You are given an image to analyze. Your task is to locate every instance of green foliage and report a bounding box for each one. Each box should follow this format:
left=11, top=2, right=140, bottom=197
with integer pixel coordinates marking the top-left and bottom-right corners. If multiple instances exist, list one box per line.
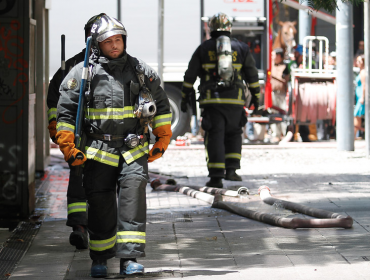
left=281, top=0, right=364, bottom=13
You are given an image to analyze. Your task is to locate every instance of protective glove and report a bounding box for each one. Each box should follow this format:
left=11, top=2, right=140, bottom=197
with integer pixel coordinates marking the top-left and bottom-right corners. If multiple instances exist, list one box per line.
left=48, top=120, right=58, bottom=144
left=148, top=124, right=172, bottom=163
left=180, top=86, right=194, bottom=113
left=249, top=96, right=260, bottom=115
left=56, top=130, right=87, bottom=166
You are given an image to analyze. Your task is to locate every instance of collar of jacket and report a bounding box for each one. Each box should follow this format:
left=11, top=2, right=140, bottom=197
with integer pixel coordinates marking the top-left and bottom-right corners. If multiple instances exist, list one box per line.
left=95, top=52, right=128, bottom=72
left=210, top=31, right=231, bottom=38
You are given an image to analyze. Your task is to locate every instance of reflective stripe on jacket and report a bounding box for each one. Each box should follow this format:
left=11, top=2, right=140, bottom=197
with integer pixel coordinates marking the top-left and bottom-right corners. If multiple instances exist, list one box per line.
left=57, top=52, right=171, bottom=166
left=182, top=36, right=260, bottom=108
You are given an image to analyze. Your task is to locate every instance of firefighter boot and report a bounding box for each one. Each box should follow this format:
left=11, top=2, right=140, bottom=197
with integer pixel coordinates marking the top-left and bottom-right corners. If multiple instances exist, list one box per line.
left=205, top=177, right=223, bottom=188
left=225, top=169, right=242, bottom=181
left=69, top=225, right=88, bottom=249
left=120, top=258, right=144, bottom=275
left=91, top=259, right=108, bottom=278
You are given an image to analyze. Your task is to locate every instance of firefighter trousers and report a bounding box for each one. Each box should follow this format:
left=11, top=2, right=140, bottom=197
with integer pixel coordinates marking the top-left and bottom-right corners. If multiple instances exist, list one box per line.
left=66, top=165, right=87, bottom=227
left=202, top=107, right=244, bottom=178
left=83, top=154, right=148, bottom=261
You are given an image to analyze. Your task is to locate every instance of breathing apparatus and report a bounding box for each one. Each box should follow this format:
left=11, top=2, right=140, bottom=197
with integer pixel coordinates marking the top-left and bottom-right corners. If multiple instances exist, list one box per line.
left=216, top=35, right=234, bottom=86
left=133, top=64, right=157, bottom=146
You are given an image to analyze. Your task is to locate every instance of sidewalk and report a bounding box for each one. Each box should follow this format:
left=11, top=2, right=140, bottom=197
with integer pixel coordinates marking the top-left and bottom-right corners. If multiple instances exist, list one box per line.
left=5, top=141, right=370, bottom=279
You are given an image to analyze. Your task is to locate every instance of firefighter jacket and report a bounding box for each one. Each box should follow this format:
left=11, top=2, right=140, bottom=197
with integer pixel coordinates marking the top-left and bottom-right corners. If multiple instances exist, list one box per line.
left=181, top=34, right=260, bottom=108
left=47, top=49, right=86, bottom=124
left=56, top=52, right=172, bottom=167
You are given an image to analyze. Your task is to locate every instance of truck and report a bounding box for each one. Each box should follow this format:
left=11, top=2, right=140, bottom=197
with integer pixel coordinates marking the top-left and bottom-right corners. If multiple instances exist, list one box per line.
left=49, top=0, right=273, bottom=139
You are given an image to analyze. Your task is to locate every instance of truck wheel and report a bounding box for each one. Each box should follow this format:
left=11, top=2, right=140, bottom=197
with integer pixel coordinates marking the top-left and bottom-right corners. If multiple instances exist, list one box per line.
left=165, top=84, right=191, bottom=140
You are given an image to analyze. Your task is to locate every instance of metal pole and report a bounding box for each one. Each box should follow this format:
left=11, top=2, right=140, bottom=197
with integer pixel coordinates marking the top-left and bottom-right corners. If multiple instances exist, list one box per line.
left=364, top=1, right=370, bottom=156
left=200, top=0, right=204, bottom=42
left=298, top=1, right=311, bottom=44
left=117, top=0, right=121, bottom=21
left=336, top=1, right=354, bottom=151
left=158, top=0, right=164, bottom=89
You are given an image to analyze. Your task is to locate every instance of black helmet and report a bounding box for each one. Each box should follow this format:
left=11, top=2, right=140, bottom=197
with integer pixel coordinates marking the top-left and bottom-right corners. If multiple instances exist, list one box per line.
left=84, top=13, right=105, bottom=42
left=90, top=14, right=127, bottom=55
left=209, top=13, right=232, bottom=33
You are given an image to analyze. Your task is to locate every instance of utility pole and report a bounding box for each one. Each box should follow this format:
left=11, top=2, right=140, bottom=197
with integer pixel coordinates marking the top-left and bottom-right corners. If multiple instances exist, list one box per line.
left=117, top=0, right=121, bottom=21
left=336, top=1, right=354, bottom=151
left=299, top=1, right=312, bottom=44
left=158, top=0, right=164, bottom=89
left=365, top=1, right=370, bottom=156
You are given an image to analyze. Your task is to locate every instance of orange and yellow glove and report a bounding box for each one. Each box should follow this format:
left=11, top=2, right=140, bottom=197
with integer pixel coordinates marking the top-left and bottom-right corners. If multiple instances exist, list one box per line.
left=48, top=120, right=58, bottom=144
left=148, top=124, right=172, bottom=163
left=56, top=130, right=87, bottom=166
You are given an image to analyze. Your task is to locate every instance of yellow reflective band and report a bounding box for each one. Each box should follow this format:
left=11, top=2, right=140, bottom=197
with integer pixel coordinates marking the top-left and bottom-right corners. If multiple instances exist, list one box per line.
left=122, top=142, right=149, bottom=164
left=116, top=239, right=146, bottom=244
left=47, top=108, right=57, bottom=121
left=183, top=82, right=193, bottom=88
left=202, top=63, right=216, bottom=69
left=181, top=92, right=187, bottom=98
left=56, top=122, right=75, bottom=133
left=225, top=153, right=241, bottom=160
left=86, top=107, right=135, bottom=120
left=238, top=88, right=243, bottom=100
left=90, top=235, right=116, bottom=252
left=207, top=162, right=225, bottom=169
left=199, top=98, right=245, bottom=106
left=117, top=231, right=146, bottom=236
left=232, top=63, right=242, bottom=70
left=152, top=113, right=172, bottom=129
left=67, top=202, right=87, bottom=215
left=249, top=81, right=260, bottom=88
left=205, top=75, right=211, bottom=99
left=255, top=92, right=261, bottom=98
left=116, top=231, right=146, bottom=244
left=85, top=147, right=120, bottom=167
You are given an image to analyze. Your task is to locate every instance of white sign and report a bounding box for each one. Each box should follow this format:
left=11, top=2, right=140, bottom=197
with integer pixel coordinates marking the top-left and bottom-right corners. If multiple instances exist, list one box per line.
left=204, top=0, right=265, bottom=18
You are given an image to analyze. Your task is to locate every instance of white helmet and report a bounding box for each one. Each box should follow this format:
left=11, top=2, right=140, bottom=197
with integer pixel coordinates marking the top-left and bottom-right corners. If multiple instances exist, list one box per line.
left=209, top=13, right=232, bottom=33
left=90, top=14, right=127, bottom=54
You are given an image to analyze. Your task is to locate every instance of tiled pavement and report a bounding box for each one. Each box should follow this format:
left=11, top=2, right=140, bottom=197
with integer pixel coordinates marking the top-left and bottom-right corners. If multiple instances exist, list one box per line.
left=4, top=140, right=370, bottom=279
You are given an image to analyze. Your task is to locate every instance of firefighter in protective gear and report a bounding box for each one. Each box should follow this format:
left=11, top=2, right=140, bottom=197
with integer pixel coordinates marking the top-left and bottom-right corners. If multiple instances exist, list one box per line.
left=47, top=14, right=101, bottom=250
left=181, top=12, right=260, bottom=188
left=56, top=14, right=172, bottom=278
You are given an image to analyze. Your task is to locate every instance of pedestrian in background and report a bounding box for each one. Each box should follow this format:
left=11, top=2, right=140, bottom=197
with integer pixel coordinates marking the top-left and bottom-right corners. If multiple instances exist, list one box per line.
left=355, top=40, right=364, bottom=57
left=328, top=52, right=336, bottom=70
left=181, top=12, right=260, bottom=188
left=354, top=54, right=366, bottom=139
left=284, top=44, right=311, bottom=142
left=47, top=15, right=101, bottom=251
left=270, top=48, right=288, bottom=143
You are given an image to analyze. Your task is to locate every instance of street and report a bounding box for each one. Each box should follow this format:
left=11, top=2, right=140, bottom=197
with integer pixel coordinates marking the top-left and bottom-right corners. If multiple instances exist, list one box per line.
left=2, top=141, right=370, bottom=279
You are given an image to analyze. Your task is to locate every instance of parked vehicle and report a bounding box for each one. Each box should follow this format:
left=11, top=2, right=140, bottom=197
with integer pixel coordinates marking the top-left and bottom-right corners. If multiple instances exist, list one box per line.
left=49, top=0, right=272, bottom=139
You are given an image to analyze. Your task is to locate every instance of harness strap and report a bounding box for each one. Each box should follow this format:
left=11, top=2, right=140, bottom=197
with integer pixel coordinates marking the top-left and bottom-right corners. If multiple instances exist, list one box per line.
left=86, top=132, right=126, bottom=141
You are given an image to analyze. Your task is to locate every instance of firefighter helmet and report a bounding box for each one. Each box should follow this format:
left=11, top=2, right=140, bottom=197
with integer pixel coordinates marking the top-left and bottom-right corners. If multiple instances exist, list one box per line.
left=84, top=14, right=105, bottom=42
left=209, top=13, right=232, bottom=33
left=90, top=14, right=127, bottom=54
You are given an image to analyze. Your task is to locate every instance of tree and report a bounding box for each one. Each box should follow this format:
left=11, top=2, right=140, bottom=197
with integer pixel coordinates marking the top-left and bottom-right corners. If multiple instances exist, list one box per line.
left=283, top=0, right=364, bottom=13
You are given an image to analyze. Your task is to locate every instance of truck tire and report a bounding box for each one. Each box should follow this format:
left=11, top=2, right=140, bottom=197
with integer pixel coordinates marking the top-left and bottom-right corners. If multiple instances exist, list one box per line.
left=165, top=84, right=191, bottom=140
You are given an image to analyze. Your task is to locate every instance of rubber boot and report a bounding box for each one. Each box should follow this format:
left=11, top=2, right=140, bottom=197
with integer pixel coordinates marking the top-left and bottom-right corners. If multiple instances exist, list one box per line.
left=91, top=259, right=107, bottom=278
left=69, top=225, right=88, bottom=249
left=120, top=258, right=144, bottom=275
left=205, top=177, right=223, bottom=188
left=225, top=169, right=242, bottom=181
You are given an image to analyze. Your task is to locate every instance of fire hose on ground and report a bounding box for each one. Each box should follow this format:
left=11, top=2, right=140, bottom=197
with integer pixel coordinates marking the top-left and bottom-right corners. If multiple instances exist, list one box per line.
left=150, top=179, right=246, bottom=203
left=149, top=173, right=353, bottom=229
left=212, top=186, right=353, bottom=229
left=150, top=176, right=249, bottom=197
